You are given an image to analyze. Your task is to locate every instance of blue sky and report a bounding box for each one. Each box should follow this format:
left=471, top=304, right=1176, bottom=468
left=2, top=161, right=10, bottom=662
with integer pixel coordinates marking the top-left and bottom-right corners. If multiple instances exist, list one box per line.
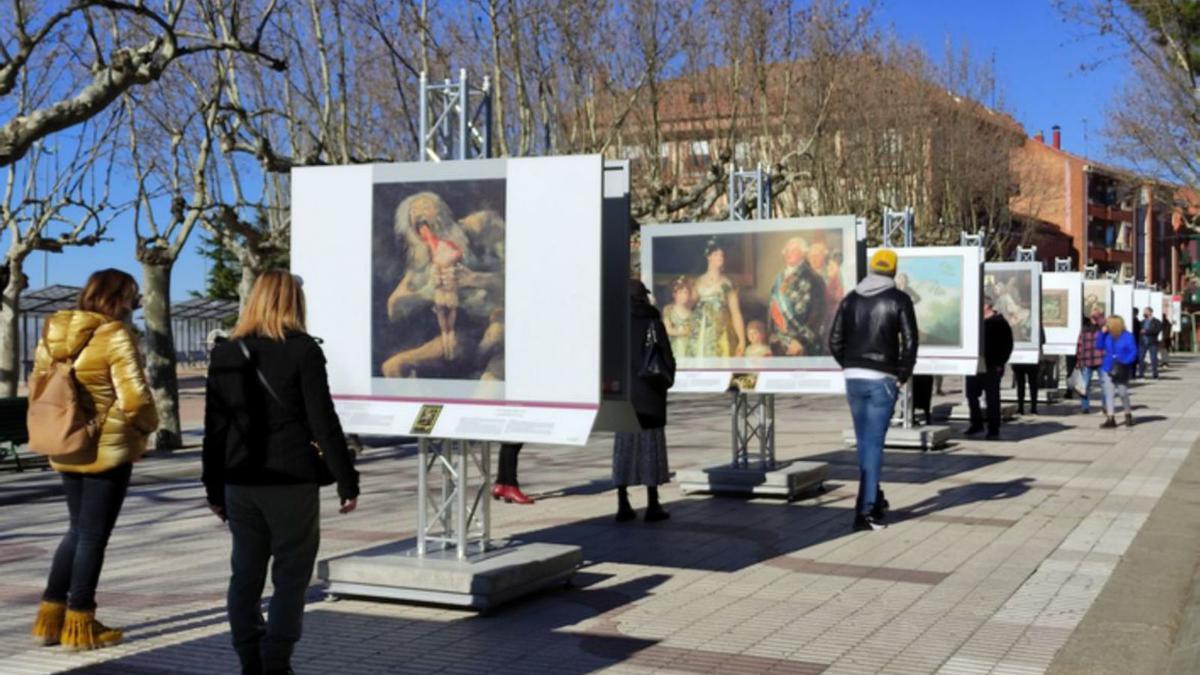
left=27, top=0, right=1131, bottom=301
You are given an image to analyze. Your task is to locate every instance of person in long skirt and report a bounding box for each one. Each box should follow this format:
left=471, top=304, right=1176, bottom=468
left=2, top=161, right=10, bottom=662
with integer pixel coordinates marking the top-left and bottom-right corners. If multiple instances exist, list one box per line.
left=613, top=280, right=676, bottom=522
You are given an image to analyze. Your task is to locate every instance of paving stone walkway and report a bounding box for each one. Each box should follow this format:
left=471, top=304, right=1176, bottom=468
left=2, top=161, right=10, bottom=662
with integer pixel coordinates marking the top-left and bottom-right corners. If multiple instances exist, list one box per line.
left=0, top=358, right=1197, bottom=674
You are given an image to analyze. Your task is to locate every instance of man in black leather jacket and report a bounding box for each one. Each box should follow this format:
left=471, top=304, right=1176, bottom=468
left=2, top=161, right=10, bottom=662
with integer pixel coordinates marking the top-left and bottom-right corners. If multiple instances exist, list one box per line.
left=966, top=299, right=1014, bottom=438
left=829, top=249, right=918, bottom=531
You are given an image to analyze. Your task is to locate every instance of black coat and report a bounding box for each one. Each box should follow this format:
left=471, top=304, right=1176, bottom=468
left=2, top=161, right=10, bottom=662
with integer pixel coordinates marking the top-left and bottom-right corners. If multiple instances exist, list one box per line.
left=629, top=298, right=675, bottom=429
left=828, top=287, right=919, bottom=381
left=202, top=332, right=360, bottom=507
left=982, top=313, right=1014, bottom=370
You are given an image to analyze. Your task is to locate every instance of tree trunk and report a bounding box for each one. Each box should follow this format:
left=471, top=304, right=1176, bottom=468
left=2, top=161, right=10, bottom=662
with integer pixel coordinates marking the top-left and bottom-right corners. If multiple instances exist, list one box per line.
left=141, top=260, right=182, bottom=450
left=0, top=256, right=24, bottom=396
left=237, top=257, right=259, bottom=311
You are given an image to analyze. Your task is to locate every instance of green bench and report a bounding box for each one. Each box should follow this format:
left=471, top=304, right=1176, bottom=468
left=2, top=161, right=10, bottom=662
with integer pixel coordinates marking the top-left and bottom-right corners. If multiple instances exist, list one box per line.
left=0, top=397, right=44, bottom=472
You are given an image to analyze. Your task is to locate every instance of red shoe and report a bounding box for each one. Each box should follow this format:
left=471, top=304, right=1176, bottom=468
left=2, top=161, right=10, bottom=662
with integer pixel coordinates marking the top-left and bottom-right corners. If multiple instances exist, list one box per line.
left=494, top=484, right=535, bottom=505
left=491, top=484, right=505, bottom=500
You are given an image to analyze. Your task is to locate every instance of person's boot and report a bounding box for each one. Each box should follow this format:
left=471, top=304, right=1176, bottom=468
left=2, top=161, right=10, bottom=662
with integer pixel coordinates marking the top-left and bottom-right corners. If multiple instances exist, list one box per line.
left=60, top=609, right=122, bottom=650
left=1100, top=416, right=1118, bottom=429
left=1125, top=413, right=1135, bottom=427
left=644, top=487, right=670, bottom=522
left=615, top=487, right=636, bottom=522
left=870, top=490, right=889, bottom=522
left=853, top=514, right=886, bottom=531
left=496, top=484, right=534, bottom=505
left=31, top=600, right=66, bottom=646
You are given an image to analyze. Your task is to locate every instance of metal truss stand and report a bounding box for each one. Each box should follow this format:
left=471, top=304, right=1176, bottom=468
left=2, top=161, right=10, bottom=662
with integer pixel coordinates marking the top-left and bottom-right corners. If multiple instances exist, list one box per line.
left=419, top=69, right=492, bottom=162
left=1084, top=265, right=1098, bottom=280
left=678, top=391, right=827, bottom=500
left=1055, top=257, right=1073, bottom=273
left=728, top=164, right=771, bottom=220
left=883, top=207, right=914, bottom=248
left=319, top=438, right=581, bottom=610
left=1015, top=246, right=1037, bottom=263
left=844, top=379, right=951, bottom=451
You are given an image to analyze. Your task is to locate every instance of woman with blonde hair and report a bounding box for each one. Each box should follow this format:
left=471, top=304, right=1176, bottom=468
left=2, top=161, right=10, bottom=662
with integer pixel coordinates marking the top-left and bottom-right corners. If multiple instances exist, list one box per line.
left=203, top=270, right=359, bottom=675
left=30, top=269, right=158, bottom=650
left=1096, top=315, right=1139, bottom=428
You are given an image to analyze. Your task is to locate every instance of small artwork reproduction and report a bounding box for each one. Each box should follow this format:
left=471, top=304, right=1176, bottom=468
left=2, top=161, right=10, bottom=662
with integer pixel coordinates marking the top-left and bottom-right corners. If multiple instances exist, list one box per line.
left=984, top=268, right=1035, bottom=343
left=372, top=180, right=506, bottom=382
left=1042, top=289, right=1070, bottom=328
left=895, top=255, right=964, bottom=348
left=649, top=227, right=848, bottom=361
left=1083, top=280, right=1110, bottom=318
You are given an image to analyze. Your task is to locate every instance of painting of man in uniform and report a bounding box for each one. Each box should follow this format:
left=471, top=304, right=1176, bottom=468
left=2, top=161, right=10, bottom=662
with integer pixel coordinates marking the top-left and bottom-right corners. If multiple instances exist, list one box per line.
left=372, top=180, right=505, bottom=382
left=984, top=268, right=1034, bottom=342
left=649, top=227, right=847, bottom=365
left=894, top=255, right=964, bottom=348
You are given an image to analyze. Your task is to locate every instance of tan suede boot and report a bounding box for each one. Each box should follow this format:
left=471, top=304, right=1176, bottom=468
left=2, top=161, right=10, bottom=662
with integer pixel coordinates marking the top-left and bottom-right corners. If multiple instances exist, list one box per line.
left=31, top=601, right=66, bottom=646
left=60, top=609, right=122, bottom=650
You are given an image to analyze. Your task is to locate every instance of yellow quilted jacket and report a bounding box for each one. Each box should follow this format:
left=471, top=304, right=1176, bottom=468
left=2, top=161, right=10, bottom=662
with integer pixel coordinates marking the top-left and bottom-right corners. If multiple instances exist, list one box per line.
left=32, top=310, right=160, bottom=473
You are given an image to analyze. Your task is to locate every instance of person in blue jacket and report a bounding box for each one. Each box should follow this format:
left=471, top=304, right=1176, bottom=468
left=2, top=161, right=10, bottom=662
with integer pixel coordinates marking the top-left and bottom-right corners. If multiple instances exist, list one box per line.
left=1096, top=315, right=1138, bottom=428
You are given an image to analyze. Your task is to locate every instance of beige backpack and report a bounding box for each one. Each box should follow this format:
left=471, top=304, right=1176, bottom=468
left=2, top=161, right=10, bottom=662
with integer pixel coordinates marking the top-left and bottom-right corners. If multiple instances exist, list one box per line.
left=27, top=335, right=102, bottom=457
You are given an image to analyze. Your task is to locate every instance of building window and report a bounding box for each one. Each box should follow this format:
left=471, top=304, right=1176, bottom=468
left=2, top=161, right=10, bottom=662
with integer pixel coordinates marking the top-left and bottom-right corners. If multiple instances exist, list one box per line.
left=687, top=140, right=710, bottom=173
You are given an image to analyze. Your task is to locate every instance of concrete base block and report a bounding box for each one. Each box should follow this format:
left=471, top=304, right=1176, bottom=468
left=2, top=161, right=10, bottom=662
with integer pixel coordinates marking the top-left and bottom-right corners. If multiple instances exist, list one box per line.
left=948, top=403, right=1018, bottom=421
left=677, top=460, right=828, bottom=500
left=318, top=540, right=582, bottom=611
left=1000, top=389, right=1063, bottom=405
left=843, top=425, right=952, bottom=451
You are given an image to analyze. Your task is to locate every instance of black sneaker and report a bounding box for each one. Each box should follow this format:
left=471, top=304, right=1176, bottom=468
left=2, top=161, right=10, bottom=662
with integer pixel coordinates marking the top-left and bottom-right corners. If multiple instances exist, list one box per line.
left=870, top=496, right=889, bottom=521
left=964, top=425, right=984, bottom=435
left=853, top=514, right=887, bottom=531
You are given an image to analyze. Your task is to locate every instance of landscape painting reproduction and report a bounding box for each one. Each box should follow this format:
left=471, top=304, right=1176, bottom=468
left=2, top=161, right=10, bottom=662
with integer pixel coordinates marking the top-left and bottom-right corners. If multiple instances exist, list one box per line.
left=1083, top=280, right=1110, bottom=318
left=1042, top=289, right=1070, bottom=328
left=372, top=180, right=506, bottom=382
left=895, top=255, right=963, bottom=348
left=984, top=268, right=1035, bottom=342
left=649, top=227, right=849, bottom=364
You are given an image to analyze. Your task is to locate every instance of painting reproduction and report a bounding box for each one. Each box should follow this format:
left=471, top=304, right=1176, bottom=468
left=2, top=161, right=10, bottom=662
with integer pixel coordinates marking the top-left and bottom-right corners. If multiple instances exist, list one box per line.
left=1042, top=288, right=1070, bottom=328
left=1083, top=280, right=1110, bottom=318
left=894, top=255, right=964, bottom=348
left=984, top=268, right=1035, bottom=342
left=372, top=180, right=506, bottom=382
left=648, top=226, right=850, bottom=364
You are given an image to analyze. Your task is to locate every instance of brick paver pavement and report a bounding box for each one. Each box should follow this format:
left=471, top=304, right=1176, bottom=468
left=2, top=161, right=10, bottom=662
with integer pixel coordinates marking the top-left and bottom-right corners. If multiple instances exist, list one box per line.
left=0, top=359, right=1197, bottom=674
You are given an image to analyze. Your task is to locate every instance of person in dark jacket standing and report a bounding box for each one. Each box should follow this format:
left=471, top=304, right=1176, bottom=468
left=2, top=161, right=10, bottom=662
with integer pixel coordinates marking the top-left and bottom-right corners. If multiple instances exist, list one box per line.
left=203, top=271, right=360, bottom=675
left=829, top=249, right=918, bottom=532
left=613, top=279, right=676, bottom=522
left=966, top=299, right=1014, bottom=439
left=1138, top=307, right=1161, bottom=379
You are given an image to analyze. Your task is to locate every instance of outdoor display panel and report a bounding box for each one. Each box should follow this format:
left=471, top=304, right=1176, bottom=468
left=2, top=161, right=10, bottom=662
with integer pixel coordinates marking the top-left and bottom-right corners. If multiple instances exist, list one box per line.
left=1134, top=288, right=1152, bottom=317
left=1173, top=296, right=1183, bottom=333
left=1083, top=279, right=1112, bottom=319
left=291, top=156, right=606, bottom=445
left=868, top=246, right=985, bottom=375
left=1041, top=272, right=1083, bottom=355
left=1113, top=284, right=1135, bottom=327
left=984, top=261, right=1041, bottom=364
left=639, top=216, right=862, bottom=394
left=1151, top=291, right=1165, bottom=321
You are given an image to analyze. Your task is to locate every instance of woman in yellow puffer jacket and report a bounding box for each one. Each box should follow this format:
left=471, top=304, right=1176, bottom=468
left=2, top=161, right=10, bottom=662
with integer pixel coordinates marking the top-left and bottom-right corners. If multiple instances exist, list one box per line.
left=30, top=269, right=159, bottom=651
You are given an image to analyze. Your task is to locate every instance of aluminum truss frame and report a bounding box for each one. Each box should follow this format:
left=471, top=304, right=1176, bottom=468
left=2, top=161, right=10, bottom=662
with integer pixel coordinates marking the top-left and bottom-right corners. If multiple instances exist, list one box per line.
left=419, top=69, right=493, bottom=162
left=416, top=438, right=493, bottom=560
left=728, top=164, right=772, bottom=220
left=731, top=393, right=776, bottom=471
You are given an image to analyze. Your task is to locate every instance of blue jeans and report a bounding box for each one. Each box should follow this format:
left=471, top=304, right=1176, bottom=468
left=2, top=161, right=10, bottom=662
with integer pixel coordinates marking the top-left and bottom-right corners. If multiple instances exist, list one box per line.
left=1078, top=366, right=1098, bottom=412
left=845, top=378, right=898, bottom=517
left=1138, top=341, right=1159, bottom=378
left=44, top=463, right=132, bottom=610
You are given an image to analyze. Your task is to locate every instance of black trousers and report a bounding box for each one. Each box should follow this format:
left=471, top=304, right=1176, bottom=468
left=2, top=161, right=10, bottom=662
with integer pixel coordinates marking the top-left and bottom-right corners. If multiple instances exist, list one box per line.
left=1012, top=363, right=1039, bottom=413
left=226, top=483, right=320, bottom=672
left=497, top=443, right=522, bottom=486
left=910, top=375, right=934, bottom=424
left=44, top=463, right=132, bottom=611
left=966, top=368, right=1003, bottom=434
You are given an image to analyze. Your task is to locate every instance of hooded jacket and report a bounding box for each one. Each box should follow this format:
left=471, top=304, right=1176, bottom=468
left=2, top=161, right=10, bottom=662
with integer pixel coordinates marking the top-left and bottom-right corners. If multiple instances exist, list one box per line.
left=32, top=310, right=159, bottom=473
left=828, top=274, right=919, bottom=381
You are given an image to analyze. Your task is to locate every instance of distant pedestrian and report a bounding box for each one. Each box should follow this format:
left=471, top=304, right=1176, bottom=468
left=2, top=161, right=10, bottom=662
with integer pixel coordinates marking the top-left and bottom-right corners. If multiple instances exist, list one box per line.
left=1012, top=328, right=1046, bottom=415
left=829, top=249, right=918, bottom=532
left=1075, top=311, right=1105, bottom=414
left=966, top=299, right=1014, bottom=439
left=1137, top=307, right=1161, bottom=379
left=30, top=270, right=159, bottom=651
left=493, top=443, right=534, bottom=504
left=613, top=279, right=676, bottom=523
left=1098, top=315, right=1138, bottom=428
left=204, top=270, right=360, bottom=675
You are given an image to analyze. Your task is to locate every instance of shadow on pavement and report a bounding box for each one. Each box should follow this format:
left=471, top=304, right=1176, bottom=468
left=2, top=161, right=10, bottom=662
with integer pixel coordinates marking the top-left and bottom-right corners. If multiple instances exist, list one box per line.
left=891, top=478, right=1034, bottom=523
left=62, top=575, right=674, bottom=675
left=804, top=447, right=1010, bottom=487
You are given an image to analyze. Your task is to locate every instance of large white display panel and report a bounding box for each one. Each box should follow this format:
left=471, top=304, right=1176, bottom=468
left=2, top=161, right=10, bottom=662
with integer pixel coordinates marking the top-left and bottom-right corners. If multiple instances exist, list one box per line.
left=292, top=156, right=605, bottom=445
left=984, top=261, right=1041, bottom=364
left=868, top=246, right=984, bottom=375
left=1113, top=284, right=1135, bottom=327
left=1041, top=272, right=1082, bottom=355
left=1150, top=291, right=1165, bottom=320
left=640, top=216, right=862, bottom=394
left=1134, top=288, right=1152, bottom=316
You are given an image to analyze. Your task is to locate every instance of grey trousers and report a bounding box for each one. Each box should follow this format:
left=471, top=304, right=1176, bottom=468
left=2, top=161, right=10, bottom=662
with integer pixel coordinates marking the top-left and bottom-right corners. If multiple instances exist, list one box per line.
left=225, top=483, right=320, bottom=671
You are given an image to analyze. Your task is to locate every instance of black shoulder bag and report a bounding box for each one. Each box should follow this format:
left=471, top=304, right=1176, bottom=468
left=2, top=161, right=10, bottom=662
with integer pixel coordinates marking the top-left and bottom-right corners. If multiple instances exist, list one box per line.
left=638, top=321, right=675, bottom=389
left=238, top=341, right=335, bottom=486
